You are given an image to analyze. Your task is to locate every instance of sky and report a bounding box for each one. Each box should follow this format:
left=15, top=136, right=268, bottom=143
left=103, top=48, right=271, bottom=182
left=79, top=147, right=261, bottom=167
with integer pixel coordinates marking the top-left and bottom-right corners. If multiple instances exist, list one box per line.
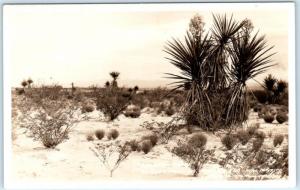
left=3, top=3, right=294, bottom=88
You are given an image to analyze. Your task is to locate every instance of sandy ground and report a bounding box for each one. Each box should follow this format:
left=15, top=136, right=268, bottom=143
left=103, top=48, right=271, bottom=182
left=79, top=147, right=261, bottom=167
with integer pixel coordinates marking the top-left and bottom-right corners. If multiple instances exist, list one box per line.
left=10, top=107, right=288, bottom=183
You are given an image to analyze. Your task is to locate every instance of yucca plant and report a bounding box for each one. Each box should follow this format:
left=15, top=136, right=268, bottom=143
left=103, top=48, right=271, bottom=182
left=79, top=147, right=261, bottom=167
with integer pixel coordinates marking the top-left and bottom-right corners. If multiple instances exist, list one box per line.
left=27, top=78, right=33, bottom=88
left=110, top=71, right=120, bottom=88
left=164, top=14, right=275, bottom=131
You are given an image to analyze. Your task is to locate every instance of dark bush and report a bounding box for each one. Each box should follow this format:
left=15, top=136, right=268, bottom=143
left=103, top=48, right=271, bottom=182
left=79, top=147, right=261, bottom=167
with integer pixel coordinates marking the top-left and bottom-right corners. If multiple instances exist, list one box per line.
left=188, top=133, right=207, bottom=148
left=82, top=105, right=94, bottom=113
left=141, top=140, right=153, bottom=154
left=165, top=106, right=176, bottom=116
left=237, top=130, right=251, bottom=145
left=142, top=134, right=158, bottom=146
left=95, top=130, right=105, bottom=140
left=252, top=90, right=268, bottom=104
left=107, top=129, right=119, bottom=140
left=221, top=134, right=236, bottom=150
left=96, top=88, right=131, bottom=121
left=86, top=134, right=94, bottom=141
left=127, top=140, right=139, bottom=151
left=273, top=134, right=284, bottom=147
left=254, top=131, right=266, bottom=140
left=16, top=88, right=25, bottom=95
left=253, top=104, right=262, bottom=112
left=263, top=114, right=274, bottom=123
left=252, top=137, right=264, bottom=152
left=247, top=125, right=258, bottom=136
left=276, top=112, right=288, bottom=124
left=124, top=105, right=141, bottom=118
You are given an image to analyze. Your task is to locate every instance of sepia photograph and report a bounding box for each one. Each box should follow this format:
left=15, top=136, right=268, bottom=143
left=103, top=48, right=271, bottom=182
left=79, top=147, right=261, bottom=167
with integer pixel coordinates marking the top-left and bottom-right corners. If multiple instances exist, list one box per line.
left=3, top=2, right=296, bottom=188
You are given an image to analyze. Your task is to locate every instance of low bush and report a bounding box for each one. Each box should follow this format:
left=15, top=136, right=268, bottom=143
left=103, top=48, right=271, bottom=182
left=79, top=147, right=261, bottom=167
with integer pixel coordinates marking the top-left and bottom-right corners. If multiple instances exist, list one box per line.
left=141, top=134, right=158, bottom=146
left=127, top=140, right=139, bottom=151
left=253, top=104, right=262, bottom=112
left=247, top=124, right=259, bottom=136
left=273, top=134, right=284, bottom=147
left=90, top=141, right=131, bottom=177
left=276, top=112, right=288, bottom=124
left=165, top=106, right=176, bottom=116
left=96, top=88, right=131, bottom=121
left=263, top=114, right=274, bottom=123
left=254, top=131, right=266, bottom=140
left=252, top=137, right=264, bottom=152
left=237, top=130, right=251, bottom=145
left=95, top=130, right=105, bottom=140
left=141, top=140, right=153, bottom=154
left=171, top=134, right=213, bottom=177
left=86, top=134, right=94, bottom=141
left=107, top=129, right=119, bottom=140
left=124, top=105, right=141, bottom=118
left=82, top=105, right=94, bottom=113
left=221, top=134, right=236, bottom=150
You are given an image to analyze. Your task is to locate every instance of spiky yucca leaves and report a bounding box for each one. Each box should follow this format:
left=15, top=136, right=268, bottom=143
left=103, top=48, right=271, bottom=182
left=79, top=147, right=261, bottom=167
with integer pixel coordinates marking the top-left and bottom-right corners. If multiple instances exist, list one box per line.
left=164, top=14, right=275, bottom=131
left=110, top=71, right=120, bottom=88
left=226, top=32, right=274, bottom=125
left=276, top=80, right=288, bottom=94
left=264, top=74, right=277, bottom=91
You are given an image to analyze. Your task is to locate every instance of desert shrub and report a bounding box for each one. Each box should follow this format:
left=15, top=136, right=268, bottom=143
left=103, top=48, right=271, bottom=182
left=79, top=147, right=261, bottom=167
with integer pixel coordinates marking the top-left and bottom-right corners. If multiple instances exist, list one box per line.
left=127, top=140, right=139, bottom=151
left=96, top=87, right=131, bottom=121
left=252, top=90, right=268, bottom=104
left=255, top=150, right=269, bottom=165
left=16, top=88, right=25, bottom=95
left=86, top=134, right=94, bottom=141
left=90, top=141, right=131, bottom=177
left=124, top=105, right=141, bottom=118
left=247, top=125, right=258, bottom=136
left=263, top=113, right=274, bottom=123
left=95, top=130, right=105, bottom=140
left=26, top=85, right=64, bottom=102
left=141, top=134, right=158, bottom=146
left=273, top=134, right=284, bottom=147
left=221, top=134, right=237, bottom=150
left=254, top=131, right=266, bottom=140
left=141, top=140, right=153, bottom=154
left=171, top=134, right=213, bottom=177
left=252, top=137, right=264, bottom=152
left=165, top=106, right=175, bottom=116
left=276, top=112, right=288, bottom=124
left=19, top=99, right=78, bottom=148
left=107, top=129, right=119, bottom=140
left=253, top=104, right=262, bottom=112
left=237, top=130, right=251, bottom=145
left=82, top=105, right=94, bottom=113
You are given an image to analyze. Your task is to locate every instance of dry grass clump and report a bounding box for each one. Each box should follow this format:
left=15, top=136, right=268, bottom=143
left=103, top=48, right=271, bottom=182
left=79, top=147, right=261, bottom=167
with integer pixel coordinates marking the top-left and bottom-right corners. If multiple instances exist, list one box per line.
left=276, top=112, right=288, bottom=124
left=263, top=113, right=274, bottom=123
left=221, top=134, right=237, bottom=150
left=141, top=140, right=153, bottom=154
left=107, top=129, right=119, bottom=140
left=141, top=134, right=158, bottom=146
left=127, top=140, right=139, bottom=151
left=237, top=130, right=251, bottom=145
left=165, top=106, right=176, bottom=116
left=273, top=134, right=284, bottom=147
left=254, top=131, right=266, bottom=140
left=95, top=130, right=105, bottom=140
left=247, top=123, right=259, bottom=136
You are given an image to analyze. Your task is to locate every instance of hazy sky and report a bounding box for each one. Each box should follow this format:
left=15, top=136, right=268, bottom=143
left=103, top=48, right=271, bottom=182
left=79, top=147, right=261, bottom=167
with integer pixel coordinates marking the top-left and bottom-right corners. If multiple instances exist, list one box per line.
left=4, top=3, right=293, bottom=88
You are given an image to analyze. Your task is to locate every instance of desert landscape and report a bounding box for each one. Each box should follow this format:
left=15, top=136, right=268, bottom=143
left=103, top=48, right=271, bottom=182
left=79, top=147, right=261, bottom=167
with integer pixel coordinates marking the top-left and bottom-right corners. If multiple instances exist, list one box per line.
left=7, top=6, right=291, bottom=185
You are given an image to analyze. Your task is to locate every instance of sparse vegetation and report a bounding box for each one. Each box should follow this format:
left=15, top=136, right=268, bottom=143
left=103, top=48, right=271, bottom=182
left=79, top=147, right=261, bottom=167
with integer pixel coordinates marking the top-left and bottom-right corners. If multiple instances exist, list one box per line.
left=107, top=129, right=119, bottom=140
left=141, top=140, right=153, bottom=154
left=141, top=134, right=158, bottom=146
left=237, top=130, right=251, bottom=145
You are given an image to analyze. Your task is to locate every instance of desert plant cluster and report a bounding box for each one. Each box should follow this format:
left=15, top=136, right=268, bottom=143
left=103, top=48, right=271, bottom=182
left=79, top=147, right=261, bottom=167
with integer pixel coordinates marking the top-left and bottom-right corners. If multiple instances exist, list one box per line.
left=11, top=13, right=289, bottom=181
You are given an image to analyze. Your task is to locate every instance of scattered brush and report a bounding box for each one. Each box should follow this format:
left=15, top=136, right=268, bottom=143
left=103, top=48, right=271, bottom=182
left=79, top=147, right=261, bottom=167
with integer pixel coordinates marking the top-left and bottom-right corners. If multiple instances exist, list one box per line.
left=252, top=137, right=264, bottom=152
left=273, top=134, right=284, bottom=147
left=95, top=130, right=105, bottom=140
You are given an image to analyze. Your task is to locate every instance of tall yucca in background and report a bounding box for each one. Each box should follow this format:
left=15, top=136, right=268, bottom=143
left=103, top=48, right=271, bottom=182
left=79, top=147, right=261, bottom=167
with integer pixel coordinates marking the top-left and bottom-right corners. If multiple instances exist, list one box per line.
left=164, top=14, right=275, bottom=131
